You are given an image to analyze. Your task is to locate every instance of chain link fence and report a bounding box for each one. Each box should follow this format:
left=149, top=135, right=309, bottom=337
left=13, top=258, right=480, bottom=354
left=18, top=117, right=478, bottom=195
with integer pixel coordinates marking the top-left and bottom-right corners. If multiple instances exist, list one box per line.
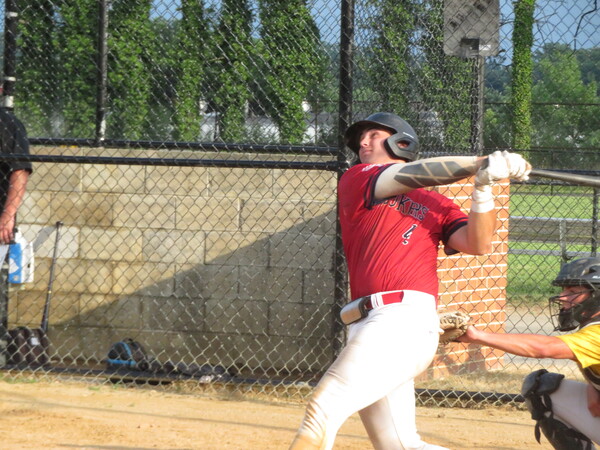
left=0, top=0, right=598, bottom=407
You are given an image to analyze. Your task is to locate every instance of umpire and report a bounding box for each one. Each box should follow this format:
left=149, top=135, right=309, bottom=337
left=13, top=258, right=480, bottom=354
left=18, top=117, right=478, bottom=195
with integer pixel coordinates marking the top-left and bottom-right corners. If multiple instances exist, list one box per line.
left=459, top=257, right=600, bottom=449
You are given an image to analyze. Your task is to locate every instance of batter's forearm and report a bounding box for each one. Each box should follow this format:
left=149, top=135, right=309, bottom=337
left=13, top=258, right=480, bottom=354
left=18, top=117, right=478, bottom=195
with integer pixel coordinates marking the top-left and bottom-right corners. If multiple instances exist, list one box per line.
left=375, top=156, right=484, bottom=199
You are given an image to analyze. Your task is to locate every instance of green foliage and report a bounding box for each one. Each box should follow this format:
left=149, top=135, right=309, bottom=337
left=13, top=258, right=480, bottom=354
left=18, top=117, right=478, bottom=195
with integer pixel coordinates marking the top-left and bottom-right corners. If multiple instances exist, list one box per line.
left=507, top=250, right=561, bottom=303
left=362, top=0, right=472, bottom=152
left=13, top=0, right=600, bottom=153
left=18, top=0, right=56, bottom=136
left=106, top=0, right=153, bottom=140
left=144, top=19, right=181, bottom=140
left=510, top=184, right=594, bottom=218
left=419, top=1, right=472, bottom=152
left=210, top=0, right=253, bottom=142
left=55, top=0, right=98, bottom=138
left=365, top=0, right=414, bottom=115
left=258, top=0, right=324, bottom=143
left=173, top=0, right=211, bottom=141
left=531, top=44, right=600, bottom=164
left=510, top=0, right=535, bottom=153
left=576, top=47, right=600, bottom=95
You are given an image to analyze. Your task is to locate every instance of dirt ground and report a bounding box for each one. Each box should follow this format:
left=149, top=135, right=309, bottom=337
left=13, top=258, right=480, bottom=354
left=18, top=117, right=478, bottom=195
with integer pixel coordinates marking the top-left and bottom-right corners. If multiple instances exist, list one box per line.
left=0, top=378, right=550, bottom=450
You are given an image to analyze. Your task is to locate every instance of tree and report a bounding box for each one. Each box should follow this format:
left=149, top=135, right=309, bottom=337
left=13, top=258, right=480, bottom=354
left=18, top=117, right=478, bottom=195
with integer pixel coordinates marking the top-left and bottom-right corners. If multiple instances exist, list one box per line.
left=173, top=0, right=211, bottom=141
left=107, top=0, right=153, bottom=140
left=531, top=44, right=600, bottom=167
left=210, top=0, right=253, bottom=142
left=419, top=0, right=472, bottom=153
left=55, top=0, right=98, bottom=138
left=576, top=47, right=600, bottom=95
left=510, top=0, right=535, bottom=154
left=18, top=0, right=57, bottom=136
left=144, top=18, right=181, bottom=141
left=365, top=0, right=415, bottom=116
left=259, top=0, right=323, bottom=143
left=363, top=0, right=472, bottom=153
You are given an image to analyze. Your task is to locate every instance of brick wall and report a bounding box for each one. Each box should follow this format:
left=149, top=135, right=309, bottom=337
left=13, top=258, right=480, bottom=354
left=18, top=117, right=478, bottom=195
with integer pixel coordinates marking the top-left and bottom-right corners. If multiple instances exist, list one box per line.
left=429, top=179, right=510, bottom=379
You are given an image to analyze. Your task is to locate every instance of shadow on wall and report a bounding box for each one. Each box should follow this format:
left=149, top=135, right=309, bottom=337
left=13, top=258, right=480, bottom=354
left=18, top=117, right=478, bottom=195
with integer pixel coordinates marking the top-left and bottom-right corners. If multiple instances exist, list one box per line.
left=11, top=210, right=339, bottom=376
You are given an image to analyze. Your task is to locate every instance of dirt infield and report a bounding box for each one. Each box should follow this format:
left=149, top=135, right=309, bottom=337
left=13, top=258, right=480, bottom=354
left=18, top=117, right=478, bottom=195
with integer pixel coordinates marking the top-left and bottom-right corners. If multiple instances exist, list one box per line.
left=0, top=379, right=545, bottom=449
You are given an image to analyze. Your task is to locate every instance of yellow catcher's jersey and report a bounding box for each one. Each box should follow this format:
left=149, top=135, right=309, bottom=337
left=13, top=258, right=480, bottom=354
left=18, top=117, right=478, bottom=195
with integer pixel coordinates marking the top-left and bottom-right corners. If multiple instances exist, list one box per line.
left=557, top=323, right=600, bottom=387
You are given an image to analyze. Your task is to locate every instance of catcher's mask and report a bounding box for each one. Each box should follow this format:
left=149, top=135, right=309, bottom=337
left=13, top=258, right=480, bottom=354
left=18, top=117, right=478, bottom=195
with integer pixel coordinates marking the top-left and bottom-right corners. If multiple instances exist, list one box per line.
left=344, top=112, right=420, bottom=162
left=549, top=257, right=600, bottom=331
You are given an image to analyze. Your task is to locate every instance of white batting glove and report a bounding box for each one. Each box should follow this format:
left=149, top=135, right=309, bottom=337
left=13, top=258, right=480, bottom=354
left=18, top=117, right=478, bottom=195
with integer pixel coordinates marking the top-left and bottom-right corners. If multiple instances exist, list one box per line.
left=475, top=150, right=531, bottom=187
left=474, top=150, right=509, bottom=188
left=503, top=151, right=531, bottom=181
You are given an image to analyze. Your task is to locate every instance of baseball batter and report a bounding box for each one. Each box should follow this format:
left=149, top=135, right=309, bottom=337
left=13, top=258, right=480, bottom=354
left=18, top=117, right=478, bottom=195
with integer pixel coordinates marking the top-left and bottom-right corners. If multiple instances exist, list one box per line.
left=459, top=257, right=600, bottom=449
left=289, top=112, right=531, bottom=450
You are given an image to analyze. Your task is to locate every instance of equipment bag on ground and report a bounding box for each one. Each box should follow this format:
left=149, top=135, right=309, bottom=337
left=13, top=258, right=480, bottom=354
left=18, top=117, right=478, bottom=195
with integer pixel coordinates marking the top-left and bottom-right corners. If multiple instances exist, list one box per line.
left=7, top=326, right=50, bottom=367
left=106, top=338, right=152, bottom=371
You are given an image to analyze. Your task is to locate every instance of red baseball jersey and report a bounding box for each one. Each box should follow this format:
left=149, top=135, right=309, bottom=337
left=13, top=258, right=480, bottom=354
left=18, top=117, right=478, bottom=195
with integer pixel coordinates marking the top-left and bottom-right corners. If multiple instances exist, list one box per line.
left=338, top=163, right=469, bottom=301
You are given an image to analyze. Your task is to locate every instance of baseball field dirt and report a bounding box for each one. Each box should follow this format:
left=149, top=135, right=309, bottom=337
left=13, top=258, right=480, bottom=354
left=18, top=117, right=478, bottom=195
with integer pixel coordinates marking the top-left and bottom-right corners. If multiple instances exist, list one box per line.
left=0, top=378, right=546, bottom=449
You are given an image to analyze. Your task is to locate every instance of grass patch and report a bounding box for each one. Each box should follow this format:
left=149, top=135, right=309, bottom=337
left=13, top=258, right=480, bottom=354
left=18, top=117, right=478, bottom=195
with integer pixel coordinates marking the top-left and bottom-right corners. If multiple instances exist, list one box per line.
left=0, top=374, right=41, bottom=384
left=507, top=247, right=563, bottom=304
left=510, top=185, right=596, bottom=219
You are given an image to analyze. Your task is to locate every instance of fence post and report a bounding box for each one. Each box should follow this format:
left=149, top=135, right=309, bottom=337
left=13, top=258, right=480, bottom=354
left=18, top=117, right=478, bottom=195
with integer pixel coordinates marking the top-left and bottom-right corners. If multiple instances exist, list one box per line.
left=592, top=188, right=598, bottom=256
left=559, top=219, right=568, bottom=263
left=332, top=0, right=355, bottom=359
left=1, top=0, right=17, bottom=110
left=95, top=0, right=109, bottom=146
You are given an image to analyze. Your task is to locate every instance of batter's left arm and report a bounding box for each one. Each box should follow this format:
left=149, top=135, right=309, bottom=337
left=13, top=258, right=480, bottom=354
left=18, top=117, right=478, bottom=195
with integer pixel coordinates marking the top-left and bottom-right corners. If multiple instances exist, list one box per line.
left=374, top=156, right=484, bottom=199
left=446, top=208, right=496, bottom=255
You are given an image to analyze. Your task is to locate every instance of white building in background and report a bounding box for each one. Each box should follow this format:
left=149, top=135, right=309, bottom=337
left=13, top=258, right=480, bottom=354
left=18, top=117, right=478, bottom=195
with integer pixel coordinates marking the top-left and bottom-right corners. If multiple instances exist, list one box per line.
left=199, top=107, right=335, bottom=145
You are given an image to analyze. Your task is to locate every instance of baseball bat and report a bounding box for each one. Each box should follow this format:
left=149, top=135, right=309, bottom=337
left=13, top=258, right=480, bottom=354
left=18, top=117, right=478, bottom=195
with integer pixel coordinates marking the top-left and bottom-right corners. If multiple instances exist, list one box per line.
left=41, top=221, right=63, bottom=334
left=529, top=169, right=600, bottom=188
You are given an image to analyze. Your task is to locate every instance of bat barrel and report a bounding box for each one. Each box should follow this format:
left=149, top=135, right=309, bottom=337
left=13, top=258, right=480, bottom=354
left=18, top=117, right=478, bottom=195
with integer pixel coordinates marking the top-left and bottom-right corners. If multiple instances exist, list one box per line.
left=529, top=169, right=600, bottom=188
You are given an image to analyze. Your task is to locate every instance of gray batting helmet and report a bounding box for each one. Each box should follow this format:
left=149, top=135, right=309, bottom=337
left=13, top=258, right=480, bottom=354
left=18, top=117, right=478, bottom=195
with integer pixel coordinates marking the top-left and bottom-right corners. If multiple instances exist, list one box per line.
left=344, top=112, right=420, bottom=162
left=549, top=257, right=600, bottom=331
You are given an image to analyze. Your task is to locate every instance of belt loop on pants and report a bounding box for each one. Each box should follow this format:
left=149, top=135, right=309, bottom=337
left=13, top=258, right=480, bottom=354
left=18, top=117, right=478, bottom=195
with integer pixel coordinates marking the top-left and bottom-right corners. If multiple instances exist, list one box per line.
left=339, top=290, right=405, bottom=325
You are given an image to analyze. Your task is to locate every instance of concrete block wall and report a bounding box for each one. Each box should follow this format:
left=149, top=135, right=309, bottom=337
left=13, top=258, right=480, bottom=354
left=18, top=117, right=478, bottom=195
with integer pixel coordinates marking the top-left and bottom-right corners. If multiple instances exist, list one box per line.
left=8, top=147, right=508, bottom=376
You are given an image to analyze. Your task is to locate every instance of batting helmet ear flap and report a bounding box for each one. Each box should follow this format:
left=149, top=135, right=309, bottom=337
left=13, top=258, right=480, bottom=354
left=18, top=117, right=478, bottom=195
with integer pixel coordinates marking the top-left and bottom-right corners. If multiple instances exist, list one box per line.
left=384, top=132, right=419, bottom=162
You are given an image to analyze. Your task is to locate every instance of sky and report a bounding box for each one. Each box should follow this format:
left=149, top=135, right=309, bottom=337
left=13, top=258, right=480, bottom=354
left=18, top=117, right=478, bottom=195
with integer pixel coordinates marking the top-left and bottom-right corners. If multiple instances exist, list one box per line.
left=0, top=0, right=597, bottom=52
left=151, top=0, right=599, bottom=50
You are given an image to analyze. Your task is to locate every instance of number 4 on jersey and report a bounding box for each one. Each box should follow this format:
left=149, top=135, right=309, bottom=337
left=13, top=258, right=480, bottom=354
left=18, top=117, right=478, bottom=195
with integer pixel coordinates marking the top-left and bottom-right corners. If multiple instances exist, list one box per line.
left=402, top=224, right=417, bottom=245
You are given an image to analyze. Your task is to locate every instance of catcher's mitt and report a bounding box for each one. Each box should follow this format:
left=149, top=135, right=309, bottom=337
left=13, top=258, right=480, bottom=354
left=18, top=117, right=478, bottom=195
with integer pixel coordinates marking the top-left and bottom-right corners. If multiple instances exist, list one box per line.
left=438, top=310, right=470, bottom=345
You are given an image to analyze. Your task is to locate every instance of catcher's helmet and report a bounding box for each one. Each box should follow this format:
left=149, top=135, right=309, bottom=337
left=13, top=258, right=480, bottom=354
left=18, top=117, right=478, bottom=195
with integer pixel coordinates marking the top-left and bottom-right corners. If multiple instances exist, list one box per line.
left=549, top=257, right=600, bottom=331
left=344, top=112, right=420, bottom=162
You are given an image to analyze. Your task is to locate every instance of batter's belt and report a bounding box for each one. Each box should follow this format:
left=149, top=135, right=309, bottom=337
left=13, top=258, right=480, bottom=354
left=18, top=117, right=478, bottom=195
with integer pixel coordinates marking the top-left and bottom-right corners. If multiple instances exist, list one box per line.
left=340, top=290, right=406, bottom=325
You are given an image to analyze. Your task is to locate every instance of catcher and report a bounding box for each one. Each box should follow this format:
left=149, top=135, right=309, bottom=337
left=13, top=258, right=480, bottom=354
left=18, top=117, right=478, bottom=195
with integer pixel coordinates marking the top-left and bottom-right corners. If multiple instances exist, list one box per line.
left=458, top=257, right=600, bottom=449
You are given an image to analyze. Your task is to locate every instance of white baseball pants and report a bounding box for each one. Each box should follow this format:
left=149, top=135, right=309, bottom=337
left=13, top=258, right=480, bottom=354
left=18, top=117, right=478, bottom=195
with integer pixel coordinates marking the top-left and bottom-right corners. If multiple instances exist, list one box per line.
left=290, top=290, right=447, bottom=450
left=550, top=378, right=600, bottom=444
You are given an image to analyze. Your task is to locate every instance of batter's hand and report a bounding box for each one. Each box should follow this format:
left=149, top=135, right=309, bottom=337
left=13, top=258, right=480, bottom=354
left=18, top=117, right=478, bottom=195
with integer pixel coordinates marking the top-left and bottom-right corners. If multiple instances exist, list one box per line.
left=504, top=151, right=531, bottom=181
left=475, top=150, right=531, bottom=187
